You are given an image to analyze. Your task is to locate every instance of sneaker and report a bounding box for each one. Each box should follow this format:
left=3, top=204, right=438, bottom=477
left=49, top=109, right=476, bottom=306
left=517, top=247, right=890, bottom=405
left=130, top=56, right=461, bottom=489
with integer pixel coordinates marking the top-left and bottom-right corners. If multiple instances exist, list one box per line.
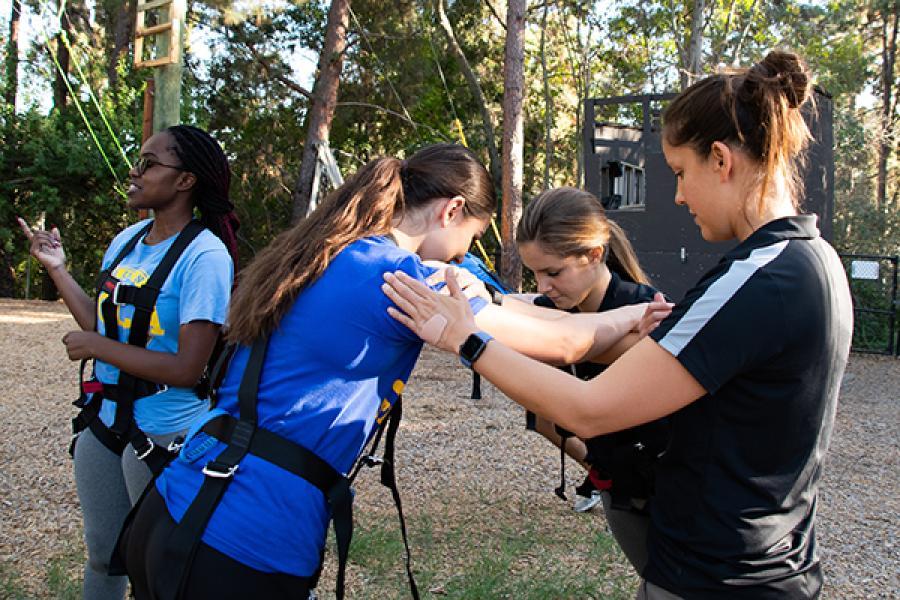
left=573, top=489, right=603, bottom=513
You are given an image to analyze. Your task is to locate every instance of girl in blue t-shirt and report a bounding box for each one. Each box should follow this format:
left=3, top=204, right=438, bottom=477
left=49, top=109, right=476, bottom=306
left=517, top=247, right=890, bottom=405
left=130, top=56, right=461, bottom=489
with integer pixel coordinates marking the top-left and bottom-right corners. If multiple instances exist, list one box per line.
left=19, top=125, right=238, bottom=600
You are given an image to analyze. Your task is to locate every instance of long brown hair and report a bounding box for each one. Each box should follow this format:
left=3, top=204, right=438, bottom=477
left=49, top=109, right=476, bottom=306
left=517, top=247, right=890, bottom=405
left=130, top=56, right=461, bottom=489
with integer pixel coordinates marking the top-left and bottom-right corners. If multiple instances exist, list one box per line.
left=516, top=187, right=649, bottom=284
left=663, top=50, right=814, bottom=213
left=226, top=143, right=495, bottom=345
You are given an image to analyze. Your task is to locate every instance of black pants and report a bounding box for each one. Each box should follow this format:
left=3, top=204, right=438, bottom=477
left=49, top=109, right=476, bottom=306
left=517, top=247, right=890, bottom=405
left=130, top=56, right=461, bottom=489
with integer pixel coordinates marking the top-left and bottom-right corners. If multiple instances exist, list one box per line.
left=121, top=486, right=311, bottom=599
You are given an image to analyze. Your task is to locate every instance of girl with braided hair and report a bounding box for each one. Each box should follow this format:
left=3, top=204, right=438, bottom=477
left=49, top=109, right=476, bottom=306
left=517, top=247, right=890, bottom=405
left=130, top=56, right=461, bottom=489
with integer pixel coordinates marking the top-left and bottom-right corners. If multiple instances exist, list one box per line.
left=19, top=124, right=237, bottom=600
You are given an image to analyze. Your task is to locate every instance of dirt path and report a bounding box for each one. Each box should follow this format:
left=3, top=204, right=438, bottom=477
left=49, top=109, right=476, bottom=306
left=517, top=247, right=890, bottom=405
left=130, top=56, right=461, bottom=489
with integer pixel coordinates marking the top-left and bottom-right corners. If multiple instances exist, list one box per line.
left=0, top=299, right=897, bottom=598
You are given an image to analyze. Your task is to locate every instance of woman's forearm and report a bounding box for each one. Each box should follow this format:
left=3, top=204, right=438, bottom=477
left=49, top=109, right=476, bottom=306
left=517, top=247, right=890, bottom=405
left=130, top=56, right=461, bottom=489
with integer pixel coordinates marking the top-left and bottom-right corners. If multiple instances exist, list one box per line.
left=87, top=322, right=220, bottom=388
left=471, top=337, right=704, bottom=438
left=48, top=264, right=97, bottom=330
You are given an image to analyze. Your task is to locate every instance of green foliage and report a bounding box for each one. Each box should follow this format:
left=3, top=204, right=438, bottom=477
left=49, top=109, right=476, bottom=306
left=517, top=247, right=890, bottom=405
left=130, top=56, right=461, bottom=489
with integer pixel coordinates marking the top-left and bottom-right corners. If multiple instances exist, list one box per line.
left=0, top=0, right=896, bottom=299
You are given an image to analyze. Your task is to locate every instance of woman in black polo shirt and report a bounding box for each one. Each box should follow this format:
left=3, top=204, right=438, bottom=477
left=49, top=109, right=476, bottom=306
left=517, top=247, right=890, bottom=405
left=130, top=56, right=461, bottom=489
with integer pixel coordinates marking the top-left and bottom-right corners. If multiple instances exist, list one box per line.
left=507, top=186, right=669, bottom=573
left=383, top=50, right=852, bottom=599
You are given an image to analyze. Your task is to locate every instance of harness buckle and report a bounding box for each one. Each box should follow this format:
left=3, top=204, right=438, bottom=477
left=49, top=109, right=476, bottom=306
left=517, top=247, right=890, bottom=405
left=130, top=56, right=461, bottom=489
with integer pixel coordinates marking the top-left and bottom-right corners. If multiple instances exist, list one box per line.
left=361, top=454, right=384, bottom=468
left=133, top=437, right=156, bottom=460
left=202, top=461, right=239, bottom=479
left=167, top=436, right=185, bottom=454
left=111, top=281, right=127, bottom=306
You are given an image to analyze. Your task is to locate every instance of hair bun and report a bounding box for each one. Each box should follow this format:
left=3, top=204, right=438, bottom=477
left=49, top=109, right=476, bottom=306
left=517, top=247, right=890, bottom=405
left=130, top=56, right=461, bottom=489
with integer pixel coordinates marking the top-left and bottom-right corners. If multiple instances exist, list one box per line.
left=748, top=50, right=811, bottom=109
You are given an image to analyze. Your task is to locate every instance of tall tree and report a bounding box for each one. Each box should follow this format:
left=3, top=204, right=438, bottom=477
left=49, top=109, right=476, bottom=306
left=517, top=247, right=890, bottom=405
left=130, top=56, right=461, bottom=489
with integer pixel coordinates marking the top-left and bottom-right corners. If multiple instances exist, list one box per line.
left=874, top=1, right=898, bottom=211
left=501, top=0, right=526, bottom=290
left=684, top=0, right=706, bottom=87
left=5, top=0, right=21, bottom=109
left=101, top=0, right=135, bottom=89
left=539, top=1, right=552, bottom=190
left=435, top=0, right=501, bottom=192
left=291, top=0, right=350, bottom=222
left=52, top=3, right=72, bottom=110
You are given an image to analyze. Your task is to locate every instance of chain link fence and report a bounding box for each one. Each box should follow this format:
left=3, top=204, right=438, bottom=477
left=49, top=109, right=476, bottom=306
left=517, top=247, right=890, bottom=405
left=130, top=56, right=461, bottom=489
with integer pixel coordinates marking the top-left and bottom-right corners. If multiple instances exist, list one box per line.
left=838, top=254, right=899, bottom=356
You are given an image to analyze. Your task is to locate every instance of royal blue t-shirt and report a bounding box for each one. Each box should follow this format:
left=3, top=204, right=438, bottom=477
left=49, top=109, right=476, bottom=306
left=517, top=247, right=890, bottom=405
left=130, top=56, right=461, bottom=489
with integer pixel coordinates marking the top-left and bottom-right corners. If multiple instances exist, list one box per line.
left=158, top=236, right=486, bottom=576
left=93, top=219, right=233, bottom=435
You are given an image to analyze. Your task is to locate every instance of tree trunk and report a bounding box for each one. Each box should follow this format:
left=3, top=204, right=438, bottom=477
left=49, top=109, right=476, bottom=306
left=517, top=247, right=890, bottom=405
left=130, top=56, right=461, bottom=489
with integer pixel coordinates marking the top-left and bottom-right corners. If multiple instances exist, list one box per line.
left=108, top=0, right=135, bottom=89
left=291, top=0, right=350, bottom=222
left=500, top=0, right=526, bottom=291
left=5, top=0, right=21, bottom=109
left=876, top=7, right=898, bottom=212
left=682, top=0, right=705, bottom=89
left=540, top=1, right=552, bottom=190
left=435, top=0, right=501, bottom=193
left=52, top=3, right=71, bottom=111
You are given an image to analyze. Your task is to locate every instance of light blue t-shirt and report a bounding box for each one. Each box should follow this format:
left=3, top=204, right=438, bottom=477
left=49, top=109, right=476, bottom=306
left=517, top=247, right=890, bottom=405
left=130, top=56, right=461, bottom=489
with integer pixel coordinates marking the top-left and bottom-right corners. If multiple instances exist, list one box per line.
left=93, top=219, right=233, bottom=435
left=157, top=236, right=486, bottom=576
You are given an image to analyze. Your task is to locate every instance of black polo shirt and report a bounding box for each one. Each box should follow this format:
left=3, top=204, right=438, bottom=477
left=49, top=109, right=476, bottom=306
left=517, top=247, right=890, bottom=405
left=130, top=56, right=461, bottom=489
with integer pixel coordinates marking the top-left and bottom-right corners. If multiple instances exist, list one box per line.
left=646, top=215, right=853, bottom=598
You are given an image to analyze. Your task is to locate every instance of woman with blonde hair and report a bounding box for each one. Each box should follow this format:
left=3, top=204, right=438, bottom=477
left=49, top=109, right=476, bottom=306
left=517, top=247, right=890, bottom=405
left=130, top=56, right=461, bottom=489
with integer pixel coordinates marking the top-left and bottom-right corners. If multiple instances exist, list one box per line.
left=509, top=186, right=668, bottom=573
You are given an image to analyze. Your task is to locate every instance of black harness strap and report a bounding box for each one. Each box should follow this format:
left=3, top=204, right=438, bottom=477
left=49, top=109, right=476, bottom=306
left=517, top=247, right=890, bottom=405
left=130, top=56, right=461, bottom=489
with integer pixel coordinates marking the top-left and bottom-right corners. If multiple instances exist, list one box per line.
left=109, top=221, right=205, bottom=437
left=159, top=336, right=267, bottom=600
left=378, top=398, right=420, bottom=600
left=159, top=339, right=419, bottom=599
left=347, top=396, right=419, bottom=599
left=71, top=221, right=205, bottom=475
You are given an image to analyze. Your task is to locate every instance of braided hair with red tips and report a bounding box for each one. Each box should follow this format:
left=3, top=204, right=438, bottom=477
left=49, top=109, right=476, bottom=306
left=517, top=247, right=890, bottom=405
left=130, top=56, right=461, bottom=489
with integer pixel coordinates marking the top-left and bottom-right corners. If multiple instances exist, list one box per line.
left=165, top=125, right=241, bottom=269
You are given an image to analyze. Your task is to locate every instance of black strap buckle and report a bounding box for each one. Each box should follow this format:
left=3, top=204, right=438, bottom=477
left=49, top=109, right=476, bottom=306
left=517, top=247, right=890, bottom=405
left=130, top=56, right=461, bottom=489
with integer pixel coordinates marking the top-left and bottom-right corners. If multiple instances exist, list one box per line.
left=167, top=436, right=185, bottom=454
left=202, top=460, right=239, bottom=479
left=361, top=454, right=384, bottom=468
left=133, top=437, right=156, bottom=460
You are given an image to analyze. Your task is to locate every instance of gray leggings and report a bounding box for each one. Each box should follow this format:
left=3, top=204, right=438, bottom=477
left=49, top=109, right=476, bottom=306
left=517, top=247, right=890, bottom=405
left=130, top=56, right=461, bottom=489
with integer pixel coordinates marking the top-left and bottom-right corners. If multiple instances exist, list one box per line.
left=601, top=491, right=651, bottom=575
left=72, top=427, right=181, bottom=600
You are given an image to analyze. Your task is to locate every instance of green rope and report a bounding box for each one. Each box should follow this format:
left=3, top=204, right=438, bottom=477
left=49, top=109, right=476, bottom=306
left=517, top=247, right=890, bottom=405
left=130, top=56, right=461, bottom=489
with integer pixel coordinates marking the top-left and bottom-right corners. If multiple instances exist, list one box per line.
left=37, top=2, right=127, bottom=198
left=59, top=10, right=131, bottom=169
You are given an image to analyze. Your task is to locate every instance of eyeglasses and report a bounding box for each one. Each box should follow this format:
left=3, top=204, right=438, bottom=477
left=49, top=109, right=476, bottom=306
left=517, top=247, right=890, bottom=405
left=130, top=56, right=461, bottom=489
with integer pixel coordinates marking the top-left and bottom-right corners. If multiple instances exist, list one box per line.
left=132, top=157, right=186, bottom=176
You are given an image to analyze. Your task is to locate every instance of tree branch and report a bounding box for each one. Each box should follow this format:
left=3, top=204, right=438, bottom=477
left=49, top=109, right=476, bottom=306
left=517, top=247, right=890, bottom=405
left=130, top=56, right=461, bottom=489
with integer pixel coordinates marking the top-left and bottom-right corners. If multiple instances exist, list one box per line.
left=336, top=101, right=449, bottom=139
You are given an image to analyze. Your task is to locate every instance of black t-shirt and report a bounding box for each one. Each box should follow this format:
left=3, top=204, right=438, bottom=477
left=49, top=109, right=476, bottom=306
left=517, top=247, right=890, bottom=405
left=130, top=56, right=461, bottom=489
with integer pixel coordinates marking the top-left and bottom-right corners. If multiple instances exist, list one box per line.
left=534, top=272, right=670, bottom=502
left=645, top=215, right=853, bottom=598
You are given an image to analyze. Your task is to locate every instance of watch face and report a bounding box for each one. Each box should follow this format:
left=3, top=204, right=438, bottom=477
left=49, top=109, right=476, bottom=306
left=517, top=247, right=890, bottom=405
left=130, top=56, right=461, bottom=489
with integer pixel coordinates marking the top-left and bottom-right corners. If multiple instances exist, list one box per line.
left=460, top=334, right=485, bottom=360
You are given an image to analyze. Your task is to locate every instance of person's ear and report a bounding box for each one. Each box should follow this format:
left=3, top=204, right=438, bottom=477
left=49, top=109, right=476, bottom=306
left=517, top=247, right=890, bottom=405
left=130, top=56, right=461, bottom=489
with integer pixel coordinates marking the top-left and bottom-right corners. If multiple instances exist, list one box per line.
left=439, top=196, right=466, bottom=227
left=175, top=171, right=197, bottom=193
left=587, top=246, right=605, bottom=264
left=710, top=141, right=732, bottom=182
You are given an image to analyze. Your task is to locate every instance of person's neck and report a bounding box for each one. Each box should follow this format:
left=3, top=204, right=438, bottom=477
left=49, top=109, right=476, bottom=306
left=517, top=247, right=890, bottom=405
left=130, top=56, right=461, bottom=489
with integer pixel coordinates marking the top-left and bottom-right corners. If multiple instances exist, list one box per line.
left=736, top=198, right=797, bottom=241
left=390, top=222, right=426, bottom=254
left=734, top=176, right=797, bottom=241
left=577, top=267, right=612, bottom=313
left=145, top=204, right=194, bottom=244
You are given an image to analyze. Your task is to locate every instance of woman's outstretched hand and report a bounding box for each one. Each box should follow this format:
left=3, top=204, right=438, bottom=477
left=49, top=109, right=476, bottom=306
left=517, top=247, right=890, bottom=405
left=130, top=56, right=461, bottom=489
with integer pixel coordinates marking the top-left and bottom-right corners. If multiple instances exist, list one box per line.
left=636, top=292, right=674, bottom=337
left=382, top=267, right=479, bottom=354
left=17, top=217, right=66, bottom=271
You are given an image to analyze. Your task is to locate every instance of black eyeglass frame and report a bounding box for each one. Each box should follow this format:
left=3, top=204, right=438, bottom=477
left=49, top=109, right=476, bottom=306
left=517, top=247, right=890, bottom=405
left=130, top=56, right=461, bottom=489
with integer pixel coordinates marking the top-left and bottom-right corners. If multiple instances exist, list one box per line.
left=132, top=157, right=187, bottom=176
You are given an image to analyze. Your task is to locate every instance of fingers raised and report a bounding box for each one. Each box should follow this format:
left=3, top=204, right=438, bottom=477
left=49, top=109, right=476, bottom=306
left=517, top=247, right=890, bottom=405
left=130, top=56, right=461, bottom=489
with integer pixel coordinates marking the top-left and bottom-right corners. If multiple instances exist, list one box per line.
left=16, top=217, right=35, bottom=240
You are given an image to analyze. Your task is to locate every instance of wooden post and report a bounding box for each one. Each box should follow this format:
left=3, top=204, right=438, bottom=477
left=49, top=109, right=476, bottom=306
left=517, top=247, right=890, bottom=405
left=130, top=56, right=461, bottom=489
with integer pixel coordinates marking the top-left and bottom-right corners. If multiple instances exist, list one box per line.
left=152, top=0, right=184, bottom=131
left=134, top=0, right=184, bottom=130
left=138, top=79, right=155, bottom=220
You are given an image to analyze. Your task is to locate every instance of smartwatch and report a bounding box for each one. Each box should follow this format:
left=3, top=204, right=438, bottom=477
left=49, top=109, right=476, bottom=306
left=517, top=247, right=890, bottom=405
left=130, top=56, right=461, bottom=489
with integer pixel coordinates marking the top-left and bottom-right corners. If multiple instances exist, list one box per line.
left=459, top=331, right=494, bottom=369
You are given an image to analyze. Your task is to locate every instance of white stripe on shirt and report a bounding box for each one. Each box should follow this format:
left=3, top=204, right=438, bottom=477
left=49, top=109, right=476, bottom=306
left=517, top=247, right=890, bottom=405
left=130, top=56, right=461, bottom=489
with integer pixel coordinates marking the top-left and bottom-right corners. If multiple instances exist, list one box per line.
left=658, top=240, right=790, bottom=357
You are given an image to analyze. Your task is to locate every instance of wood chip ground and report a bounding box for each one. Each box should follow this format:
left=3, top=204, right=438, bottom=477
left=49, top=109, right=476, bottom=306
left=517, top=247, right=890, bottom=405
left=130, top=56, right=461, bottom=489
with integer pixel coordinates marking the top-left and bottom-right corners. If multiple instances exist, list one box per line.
left=0, top=299, right=897, bottom=598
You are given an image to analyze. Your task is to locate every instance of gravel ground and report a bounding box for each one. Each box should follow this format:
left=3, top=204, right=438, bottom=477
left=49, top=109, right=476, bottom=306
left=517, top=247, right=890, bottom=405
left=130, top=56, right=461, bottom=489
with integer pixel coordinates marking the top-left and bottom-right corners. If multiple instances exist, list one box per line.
left=0, top=298, right=897, bottom=598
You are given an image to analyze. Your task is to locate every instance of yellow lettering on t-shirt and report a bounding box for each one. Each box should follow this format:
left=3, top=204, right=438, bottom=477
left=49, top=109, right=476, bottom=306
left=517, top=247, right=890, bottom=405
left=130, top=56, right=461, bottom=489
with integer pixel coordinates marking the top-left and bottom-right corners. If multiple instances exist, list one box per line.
left=97, top=266, right=166, bottom=339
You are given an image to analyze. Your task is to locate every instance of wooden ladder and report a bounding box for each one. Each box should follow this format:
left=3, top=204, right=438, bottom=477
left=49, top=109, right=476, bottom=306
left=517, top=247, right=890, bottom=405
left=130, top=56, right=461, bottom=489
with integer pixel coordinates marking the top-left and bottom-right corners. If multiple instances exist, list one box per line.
left=134, top=0, right=179, bottom=69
